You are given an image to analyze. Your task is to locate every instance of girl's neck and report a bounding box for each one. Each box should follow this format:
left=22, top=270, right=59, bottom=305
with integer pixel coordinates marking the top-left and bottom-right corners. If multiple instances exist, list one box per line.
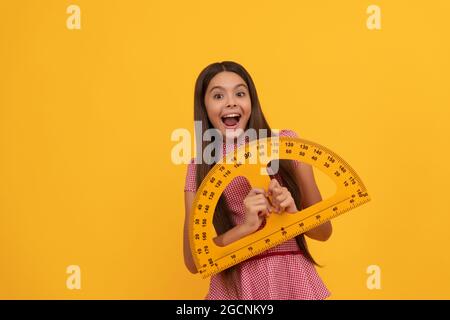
left=223, top=132, right=246, bottom=145
left=222, top=133, right=249, bottom=156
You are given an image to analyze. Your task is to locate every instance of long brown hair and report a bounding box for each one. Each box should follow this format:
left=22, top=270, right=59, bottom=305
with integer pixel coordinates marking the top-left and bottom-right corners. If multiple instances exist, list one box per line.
left=193, top=61, right=320, bottom=297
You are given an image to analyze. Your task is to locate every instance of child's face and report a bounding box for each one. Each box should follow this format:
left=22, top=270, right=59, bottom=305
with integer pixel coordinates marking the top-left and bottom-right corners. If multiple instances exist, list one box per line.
left=204, top=71, right=252, bottom=141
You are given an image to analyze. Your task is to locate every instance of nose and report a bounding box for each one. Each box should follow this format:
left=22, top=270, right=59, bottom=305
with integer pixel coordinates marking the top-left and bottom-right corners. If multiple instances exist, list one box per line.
left=226, top=101, right=238, bottom=108
left=225, top=94, right=238, bottom=108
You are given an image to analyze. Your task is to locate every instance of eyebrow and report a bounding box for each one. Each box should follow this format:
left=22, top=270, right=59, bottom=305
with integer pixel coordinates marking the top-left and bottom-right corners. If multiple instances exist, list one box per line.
left=209, top=83, right=248, bottom=93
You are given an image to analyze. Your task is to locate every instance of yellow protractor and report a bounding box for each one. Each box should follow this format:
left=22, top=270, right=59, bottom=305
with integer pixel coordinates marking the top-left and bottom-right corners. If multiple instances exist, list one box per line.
left=189, top=136, right=371, bottom=278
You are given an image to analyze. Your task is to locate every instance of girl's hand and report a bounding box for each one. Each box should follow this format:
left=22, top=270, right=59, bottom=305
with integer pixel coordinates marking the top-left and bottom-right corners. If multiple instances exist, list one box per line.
left=243, top=188, right=275, bottom=233
left=267, top=179, right=298, bottom=213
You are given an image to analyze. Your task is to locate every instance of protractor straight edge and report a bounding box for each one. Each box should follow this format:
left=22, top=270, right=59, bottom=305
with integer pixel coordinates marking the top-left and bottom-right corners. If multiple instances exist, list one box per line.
left=189, top=136, right=371, bottom=278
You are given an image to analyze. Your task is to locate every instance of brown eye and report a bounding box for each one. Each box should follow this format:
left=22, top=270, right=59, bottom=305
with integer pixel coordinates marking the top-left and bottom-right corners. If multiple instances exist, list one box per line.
left=213, top=93, right=223, bottom=99
left=237, top=92, right=246, bottom=97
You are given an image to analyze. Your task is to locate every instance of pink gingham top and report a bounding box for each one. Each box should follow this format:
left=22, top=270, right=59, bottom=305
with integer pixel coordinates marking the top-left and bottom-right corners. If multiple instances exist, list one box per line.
left=184, top=129, right=331, bottom=300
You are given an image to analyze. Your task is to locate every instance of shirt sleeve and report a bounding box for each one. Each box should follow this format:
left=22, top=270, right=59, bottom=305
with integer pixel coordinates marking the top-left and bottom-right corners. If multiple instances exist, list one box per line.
left=279, top=129, right=300, bottom=169
left=184, top=158, right=197, bottom=192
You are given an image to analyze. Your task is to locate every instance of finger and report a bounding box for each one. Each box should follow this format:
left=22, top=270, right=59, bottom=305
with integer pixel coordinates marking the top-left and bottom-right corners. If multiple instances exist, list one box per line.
left=280, top=198, right=295, bottom=211
left=250, top=196, right=268, bottom=206
left=274, top=200, right=285, bottom=213
left=272, top=187, right=284, bottom=198
left=268, top=179, right=281, bottom=195
left=248, top=194, right=270, bottom=203
left=276, top=192, right=289, bottom=203
left=260, top=195, right=275, bottom=212
left=268, top=192, right=282, bottom=210
left=254, top=194, right=274, bottom=207
left=256, top=205, right=268, bottom=215
left=252, top=199, right=269, bottom=207
left=248, top=188, right=266, bottom=196
left=268, top=178, right=279, bottom=189
left=255, top=194, right=268, bottom=201
left=259, top=200, right=275, bottom=213
left=280, top=198, right=293, bottom=209
left=255, top=198, right=274, bottom=212
left=253, top=188, right=266, bottom=194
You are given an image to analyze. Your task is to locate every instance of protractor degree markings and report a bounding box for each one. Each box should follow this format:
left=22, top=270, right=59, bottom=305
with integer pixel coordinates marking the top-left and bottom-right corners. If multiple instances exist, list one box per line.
left=214, top=196, right=351, bottom=262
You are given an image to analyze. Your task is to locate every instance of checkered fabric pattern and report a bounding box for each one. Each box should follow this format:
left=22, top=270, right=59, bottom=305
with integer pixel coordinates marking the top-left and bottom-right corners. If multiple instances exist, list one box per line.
left=184, top=129, right=331, bottom=300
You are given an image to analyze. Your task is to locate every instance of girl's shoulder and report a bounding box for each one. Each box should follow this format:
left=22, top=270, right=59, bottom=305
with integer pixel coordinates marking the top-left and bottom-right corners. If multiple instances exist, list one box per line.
left=275, top=128, right=300, bottom=138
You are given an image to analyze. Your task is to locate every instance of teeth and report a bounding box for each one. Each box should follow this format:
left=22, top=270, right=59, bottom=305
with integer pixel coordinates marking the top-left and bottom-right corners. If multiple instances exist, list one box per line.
left=222, top=113, right=241, bottom=118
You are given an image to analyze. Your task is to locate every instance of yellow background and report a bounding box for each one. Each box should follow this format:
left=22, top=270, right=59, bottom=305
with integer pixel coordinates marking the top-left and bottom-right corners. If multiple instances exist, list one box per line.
left=1, top=0, right=449, bottom=299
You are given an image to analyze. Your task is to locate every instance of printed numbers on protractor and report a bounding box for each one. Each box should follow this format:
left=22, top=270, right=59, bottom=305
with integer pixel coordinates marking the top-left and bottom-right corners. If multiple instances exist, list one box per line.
left=189, top=136, right=371, bottom=278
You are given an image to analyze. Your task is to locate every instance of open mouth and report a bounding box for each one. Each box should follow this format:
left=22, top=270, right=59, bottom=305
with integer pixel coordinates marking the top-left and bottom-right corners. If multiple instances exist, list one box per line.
left=221, top=113, right=241, bottom=129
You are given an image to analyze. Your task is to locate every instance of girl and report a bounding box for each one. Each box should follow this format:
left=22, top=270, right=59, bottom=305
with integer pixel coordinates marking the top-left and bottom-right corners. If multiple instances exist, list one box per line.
left=183, top=61, right=332, bottom=300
